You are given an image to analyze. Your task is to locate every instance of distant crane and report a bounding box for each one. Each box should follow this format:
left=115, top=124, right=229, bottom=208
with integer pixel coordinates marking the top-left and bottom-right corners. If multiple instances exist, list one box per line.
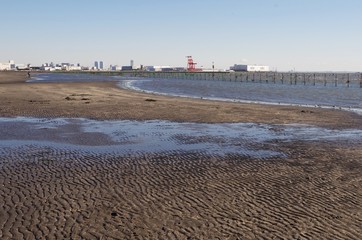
left=186, top=56, right=197, bottom=72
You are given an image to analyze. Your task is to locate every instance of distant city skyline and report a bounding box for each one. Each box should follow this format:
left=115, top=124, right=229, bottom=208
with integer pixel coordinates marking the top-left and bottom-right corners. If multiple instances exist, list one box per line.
left=1, top=0, right=362, bottom=72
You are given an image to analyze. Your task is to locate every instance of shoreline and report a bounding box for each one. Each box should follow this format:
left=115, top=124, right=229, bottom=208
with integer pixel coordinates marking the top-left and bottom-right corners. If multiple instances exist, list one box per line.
left=118, top=80, right=362, bottom=115
left=0, top=71, right=361, bottom=129
left=1, top=71, right=362, bottom=239
left=121, top=79, right=362, bottom=117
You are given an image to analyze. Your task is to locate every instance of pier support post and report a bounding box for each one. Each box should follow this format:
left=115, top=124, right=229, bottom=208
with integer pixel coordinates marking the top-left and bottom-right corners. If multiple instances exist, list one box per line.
left=347, top=73, right=350, bottom=88
left=313, top=74, right=316, bottom=86
left=303, top=73, right=306, bottom=85
left=273, top=72, right=276, bottom=84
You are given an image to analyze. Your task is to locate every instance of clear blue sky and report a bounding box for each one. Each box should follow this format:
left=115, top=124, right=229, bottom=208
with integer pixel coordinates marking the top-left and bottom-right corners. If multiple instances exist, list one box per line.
left=1, top=0, right=361, bottom=71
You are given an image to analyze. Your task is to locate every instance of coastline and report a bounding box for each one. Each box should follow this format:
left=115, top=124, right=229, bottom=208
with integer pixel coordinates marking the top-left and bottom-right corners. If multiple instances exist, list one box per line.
left=122, top=78, right=362, bottom=118
left=0, top=72, right=361, bottom=128
left=1, top=71, right=362, bottom=239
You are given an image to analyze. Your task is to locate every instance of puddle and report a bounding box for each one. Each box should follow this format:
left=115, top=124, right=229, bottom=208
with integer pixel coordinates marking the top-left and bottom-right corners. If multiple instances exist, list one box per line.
left=1, top=118, right=362, bottom=159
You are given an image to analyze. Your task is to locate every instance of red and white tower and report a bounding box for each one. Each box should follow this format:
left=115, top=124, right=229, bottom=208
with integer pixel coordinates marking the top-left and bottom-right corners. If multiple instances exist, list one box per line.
left=186, top=56, right=197, bottom=72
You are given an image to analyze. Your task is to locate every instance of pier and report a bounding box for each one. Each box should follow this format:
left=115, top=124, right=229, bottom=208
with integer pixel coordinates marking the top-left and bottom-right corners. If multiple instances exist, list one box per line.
left=120, top=71, right=362, bottom=88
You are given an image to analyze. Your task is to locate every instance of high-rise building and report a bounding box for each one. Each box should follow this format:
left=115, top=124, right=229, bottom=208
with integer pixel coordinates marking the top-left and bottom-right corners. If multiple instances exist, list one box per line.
left=99, top=61, right=104, bottom=70
left=130, top=60, right=134, bottom=69
left=94, top=61, right=99, bottom=69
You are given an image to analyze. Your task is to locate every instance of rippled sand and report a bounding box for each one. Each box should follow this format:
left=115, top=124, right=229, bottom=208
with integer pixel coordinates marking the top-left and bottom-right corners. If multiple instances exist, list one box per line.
left=0, top=72, right=361, bottom=239
left=1, top=141, right=361, bottom=239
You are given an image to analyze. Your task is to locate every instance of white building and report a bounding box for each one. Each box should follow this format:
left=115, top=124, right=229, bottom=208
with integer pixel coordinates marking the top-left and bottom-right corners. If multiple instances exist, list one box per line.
left=230, top=64, right=270, bottom=72
left=41, top=66, right=62, bottom=71
left=63, top=65, right=82, bottom=71
left=0, top=60, right=16, bottom=70
left=144, top=66, right=179, bottom=72
left=110, top=65, right=123, bottom=71
left=0, top=62, right=10, bottom=70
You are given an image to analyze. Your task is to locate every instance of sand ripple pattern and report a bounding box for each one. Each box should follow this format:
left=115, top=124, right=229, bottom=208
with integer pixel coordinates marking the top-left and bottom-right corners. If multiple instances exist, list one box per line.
left=0, top=142, right=361, bottom=239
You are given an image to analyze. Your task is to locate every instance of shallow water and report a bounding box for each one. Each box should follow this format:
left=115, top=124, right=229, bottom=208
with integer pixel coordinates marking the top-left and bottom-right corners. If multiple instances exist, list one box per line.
left=1, top=117, right=362, bottom=159
left=122, top=78, right=362, bottom=112
left=28, top=73, right=362, bottom=112
left=27, top=72, right=118, bottom=83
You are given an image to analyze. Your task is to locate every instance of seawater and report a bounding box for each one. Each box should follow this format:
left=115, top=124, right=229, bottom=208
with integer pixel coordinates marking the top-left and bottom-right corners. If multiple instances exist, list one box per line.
left=1, top=118, right=362, bottom=158
left=27, top=73, right=118, bottom=83
left=28, top=73, right=362, bottom=112
left=121, top=78, right=362, bottom=112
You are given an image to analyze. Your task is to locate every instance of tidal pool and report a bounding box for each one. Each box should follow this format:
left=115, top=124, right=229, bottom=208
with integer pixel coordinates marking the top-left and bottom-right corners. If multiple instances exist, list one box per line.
left=1, top=117, right=362, bottom=159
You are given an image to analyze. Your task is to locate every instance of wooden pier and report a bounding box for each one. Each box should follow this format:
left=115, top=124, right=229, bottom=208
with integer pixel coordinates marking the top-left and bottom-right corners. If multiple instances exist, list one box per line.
left=122, top=71, right=362, bottom=88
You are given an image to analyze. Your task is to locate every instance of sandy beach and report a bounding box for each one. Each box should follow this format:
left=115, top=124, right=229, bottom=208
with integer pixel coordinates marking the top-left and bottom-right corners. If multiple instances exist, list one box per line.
left=0, top=71, right=361, bottom=239
left=0, top=72, right=361, bottom=127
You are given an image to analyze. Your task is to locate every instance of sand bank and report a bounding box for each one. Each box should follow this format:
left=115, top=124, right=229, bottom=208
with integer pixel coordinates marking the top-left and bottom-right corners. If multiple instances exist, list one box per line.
left=0, top=72, right=361, bottom=128
left=0, top=72, right=361, bottom=239
left=1, top=134, right=361, bottom=239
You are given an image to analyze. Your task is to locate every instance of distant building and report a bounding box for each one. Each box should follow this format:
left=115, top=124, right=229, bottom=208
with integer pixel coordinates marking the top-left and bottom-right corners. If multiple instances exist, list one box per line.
left=150, top=66, right=171, bottom=72
left=0, top=60, right=16, bottom=70
left=99, top=61, right=104, bottom=70
left=159, top=66, right=174, bottom=72
left=16, top=64, right=27, bottom=70
left=110, top=65, right=123, bottom=71
left=41, top=66, right=62, bottom=71
left=0, top=62, right=10, bottom=70
left=143, top=66, right=185, bottom=72
left=61, top=63, right=70, bottom=67
left=121, top=66, right=133, bottom=71
left=94, top=61, right=99, bottom=69
left=230, top=64, right=270, bottom=72
left=173, top=67, right=186, bottom=72
left=65, top=66, right=82, bottom=71
left=143, top=66, right=155, bottom=71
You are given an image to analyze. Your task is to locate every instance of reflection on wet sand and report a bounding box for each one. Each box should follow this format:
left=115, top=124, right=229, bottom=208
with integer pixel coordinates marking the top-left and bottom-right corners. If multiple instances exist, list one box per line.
left=1, top=71, right=362, bottom=239
left=1, top=118, right=362, bottom=239
left=1, top=117, right=362, bottom=157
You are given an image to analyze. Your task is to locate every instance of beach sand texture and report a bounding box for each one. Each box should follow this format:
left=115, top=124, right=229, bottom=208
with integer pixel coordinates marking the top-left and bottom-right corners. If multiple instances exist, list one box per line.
left=1, top=142, right=361, bottom=239
left=0, top=71, right=361, bottom=127
left=0, top=72, right=361, bottom=239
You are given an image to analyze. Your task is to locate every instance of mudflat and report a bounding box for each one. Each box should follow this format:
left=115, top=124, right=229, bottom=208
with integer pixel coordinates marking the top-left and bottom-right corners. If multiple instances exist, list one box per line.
left=0, top=71, right=361, bottom=239
left=0, top=71, right=361, bottom=128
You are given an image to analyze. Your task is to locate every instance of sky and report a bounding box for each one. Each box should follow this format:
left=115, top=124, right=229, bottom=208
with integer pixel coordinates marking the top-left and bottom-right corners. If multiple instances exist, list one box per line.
left=1, top=0, right=362, bottom=71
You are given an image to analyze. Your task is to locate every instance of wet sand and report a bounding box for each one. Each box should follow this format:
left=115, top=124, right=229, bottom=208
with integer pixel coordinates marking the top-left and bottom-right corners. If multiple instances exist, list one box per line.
left=0, top=72, right=361, bottom=128
left=0, top=72, right=362, bottom=239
